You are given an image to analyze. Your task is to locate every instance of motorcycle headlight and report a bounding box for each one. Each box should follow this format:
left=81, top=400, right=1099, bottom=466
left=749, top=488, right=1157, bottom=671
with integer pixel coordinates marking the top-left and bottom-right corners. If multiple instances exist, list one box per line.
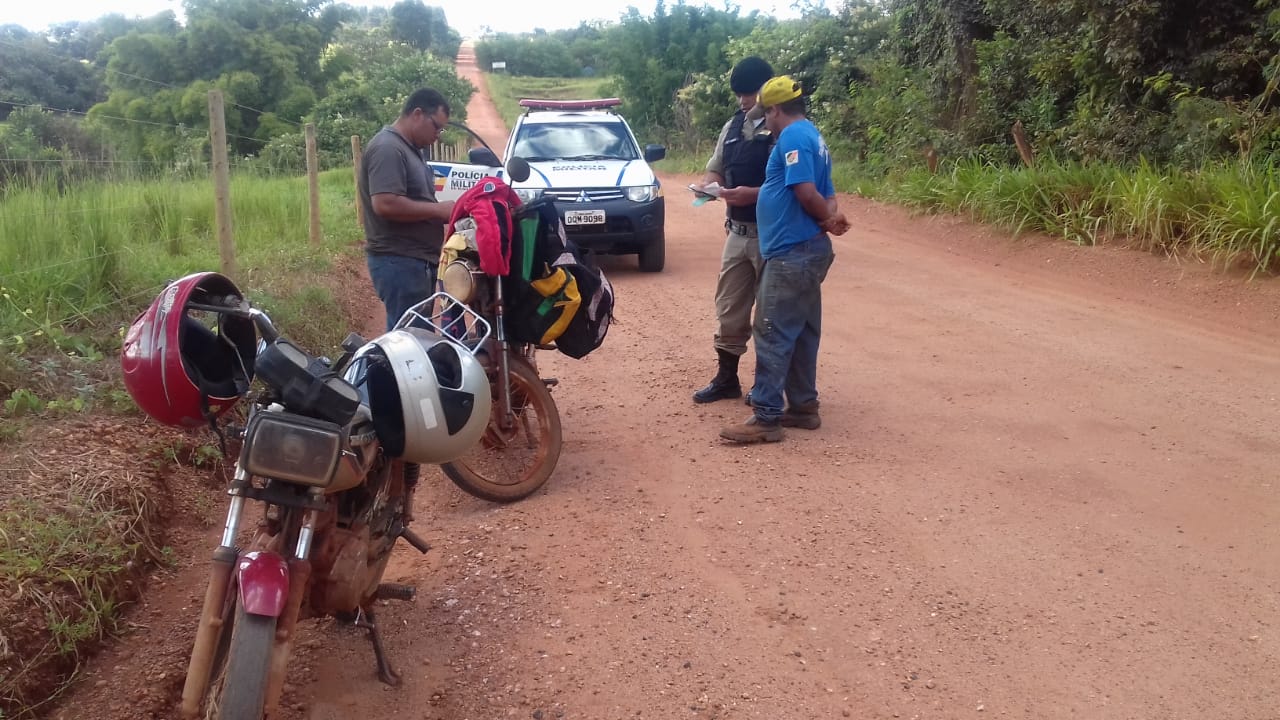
left=514, top=188, right=544, bottom=203
left=242, top=411, right=342, bottom=488
left=441, top=258, right=482, bottom=305
left=626, top=185, right=658, bottom=203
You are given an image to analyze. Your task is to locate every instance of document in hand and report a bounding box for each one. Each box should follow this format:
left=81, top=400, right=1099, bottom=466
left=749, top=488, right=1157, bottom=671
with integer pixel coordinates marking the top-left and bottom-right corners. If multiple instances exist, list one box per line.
left=688, top=182, right=722, bottom=199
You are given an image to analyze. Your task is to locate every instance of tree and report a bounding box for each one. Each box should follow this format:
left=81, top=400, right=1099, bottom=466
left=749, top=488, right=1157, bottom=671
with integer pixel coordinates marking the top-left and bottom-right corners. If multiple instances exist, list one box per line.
left=387, top=1, right=460, bottom=58
left=0, top=26, right=104, bottom=120
left=604, top=3, right=758, bottom=135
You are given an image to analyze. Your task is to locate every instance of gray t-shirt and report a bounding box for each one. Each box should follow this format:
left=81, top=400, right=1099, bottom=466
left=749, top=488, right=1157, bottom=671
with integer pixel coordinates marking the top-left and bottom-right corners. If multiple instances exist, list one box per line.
left=358, top=126, right=444, bottom=263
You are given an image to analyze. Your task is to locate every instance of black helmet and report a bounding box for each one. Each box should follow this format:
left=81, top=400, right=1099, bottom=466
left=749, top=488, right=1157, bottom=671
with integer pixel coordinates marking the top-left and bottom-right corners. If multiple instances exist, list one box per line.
left=729, top=56, right=774, bottom=95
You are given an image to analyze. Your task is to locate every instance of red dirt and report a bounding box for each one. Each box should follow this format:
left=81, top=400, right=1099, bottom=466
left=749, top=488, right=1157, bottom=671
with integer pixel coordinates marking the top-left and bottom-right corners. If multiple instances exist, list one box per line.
left=46, top=42, right=1280, bottom=720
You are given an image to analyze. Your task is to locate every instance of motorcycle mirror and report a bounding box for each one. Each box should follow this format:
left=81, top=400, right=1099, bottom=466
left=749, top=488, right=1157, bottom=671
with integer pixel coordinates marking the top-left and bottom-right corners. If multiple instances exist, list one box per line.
left=506, top=156, right=531, bottom=183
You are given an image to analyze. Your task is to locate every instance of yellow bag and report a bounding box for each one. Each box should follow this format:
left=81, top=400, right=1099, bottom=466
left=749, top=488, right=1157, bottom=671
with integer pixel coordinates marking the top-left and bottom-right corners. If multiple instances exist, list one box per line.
left=521, top=266, right=581, bottom=345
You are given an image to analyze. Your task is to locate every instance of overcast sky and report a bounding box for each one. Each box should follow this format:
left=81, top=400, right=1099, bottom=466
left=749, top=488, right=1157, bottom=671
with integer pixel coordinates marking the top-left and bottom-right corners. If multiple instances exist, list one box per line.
left=1, top=0, right=833, bottom=37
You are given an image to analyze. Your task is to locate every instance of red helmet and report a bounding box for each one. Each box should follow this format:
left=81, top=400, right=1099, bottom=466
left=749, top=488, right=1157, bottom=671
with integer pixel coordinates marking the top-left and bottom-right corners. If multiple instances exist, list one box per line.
left=121, top=272, right=257, bottom=428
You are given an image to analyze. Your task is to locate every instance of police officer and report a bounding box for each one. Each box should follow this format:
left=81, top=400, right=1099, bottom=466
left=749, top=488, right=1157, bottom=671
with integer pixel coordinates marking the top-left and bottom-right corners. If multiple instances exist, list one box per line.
left=692, top=56, right=776, bottom=404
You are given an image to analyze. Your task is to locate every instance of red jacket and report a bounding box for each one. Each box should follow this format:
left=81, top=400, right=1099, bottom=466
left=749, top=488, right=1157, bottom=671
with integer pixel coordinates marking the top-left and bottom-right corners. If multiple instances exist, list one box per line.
left=445, top=177, right=522, bottom=276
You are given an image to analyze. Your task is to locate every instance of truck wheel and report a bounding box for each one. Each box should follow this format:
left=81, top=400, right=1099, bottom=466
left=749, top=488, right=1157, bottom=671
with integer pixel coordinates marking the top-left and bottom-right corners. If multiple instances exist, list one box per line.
left=638, top=230, right=665, bottom=272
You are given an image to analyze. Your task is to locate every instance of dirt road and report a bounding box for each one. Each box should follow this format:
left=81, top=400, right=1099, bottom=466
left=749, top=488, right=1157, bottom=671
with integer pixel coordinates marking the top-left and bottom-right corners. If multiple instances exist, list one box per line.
left=52, top=43, right=1280, bottom=720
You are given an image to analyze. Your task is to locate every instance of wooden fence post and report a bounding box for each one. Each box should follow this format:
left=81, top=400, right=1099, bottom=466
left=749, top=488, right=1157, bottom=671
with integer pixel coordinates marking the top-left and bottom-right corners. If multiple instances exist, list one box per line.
left=923, top=145, right=939, bottom=174
left=1012, top=120, right=1035, bottom=168
left=351, top=135, right=363, bottom=230
left=306, top=123, right=320, bottom=246
left=207, top=89, right=237, bottom=279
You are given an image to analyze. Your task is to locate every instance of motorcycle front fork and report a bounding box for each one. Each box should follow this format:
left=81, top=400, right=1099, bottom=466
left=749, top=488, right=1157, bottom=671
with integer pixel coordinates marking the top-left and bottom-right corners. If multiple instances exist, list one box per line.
left=493, top=278, right=516, bottom=429
left=179, top=473, right=321, bottom=718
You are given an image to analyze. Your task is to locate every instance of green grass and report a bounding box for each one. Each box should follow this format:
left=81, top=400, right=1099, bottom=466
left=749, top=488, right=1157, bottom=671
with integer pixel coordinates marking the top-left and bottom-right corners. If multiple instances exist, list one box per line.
left=0, top=469, right=163, bottom=716
left=0, top=168, right=366, bottom=401
left=885, top=156, right=1280, bottom=275
left=0, top=161, right=370, bottom=716
left=483, top=73, right=613, bottom=129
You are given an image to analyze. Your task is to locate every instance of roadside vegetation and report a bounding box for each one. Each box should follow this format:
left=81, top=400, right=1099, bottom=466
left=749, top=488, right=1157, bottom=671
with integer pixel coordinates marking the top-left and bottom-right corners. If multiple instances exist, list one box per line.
left=483, top=74, right=611, bottom=129
left=0, top=165, right=364, bottom=716
left=2, top=0, right=1279, bottom=714
left=474, top=0, right=1280, bottom=274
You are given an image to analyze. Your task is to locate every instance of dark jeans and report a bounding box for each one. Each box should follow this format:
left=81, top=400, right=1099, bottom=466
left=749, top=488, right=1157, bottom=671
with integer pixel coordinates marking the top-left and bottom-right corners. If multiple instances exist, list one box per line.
left=366, top=253, right=438, bottom=332
left=749, top=234, right=835, bottom=423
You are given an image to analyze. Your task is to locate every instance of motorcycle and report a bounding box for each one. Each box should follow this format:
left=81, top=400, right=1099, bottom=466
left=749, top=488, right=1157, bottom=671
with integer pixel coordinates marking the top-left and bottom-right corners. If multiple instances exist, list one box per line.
left=430, top=151, right=565, bottom=503
left=120, top=272, right=495, bottom=719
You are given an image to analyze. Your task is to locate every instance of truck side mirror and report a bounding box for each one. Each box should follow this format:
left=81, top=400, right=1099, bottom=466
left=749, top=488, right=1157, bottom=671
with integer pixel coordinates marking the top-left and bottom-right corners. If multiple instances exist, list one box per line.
left=468, top=147, right=502, bottom=167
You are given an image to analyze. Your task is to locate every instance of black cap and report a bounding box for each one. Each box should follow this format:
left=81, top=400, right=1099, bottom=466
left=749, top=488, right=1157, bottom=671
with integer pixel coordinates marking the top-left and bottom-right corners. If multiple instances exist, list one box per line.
left=729, top=56, right=774, bottom=95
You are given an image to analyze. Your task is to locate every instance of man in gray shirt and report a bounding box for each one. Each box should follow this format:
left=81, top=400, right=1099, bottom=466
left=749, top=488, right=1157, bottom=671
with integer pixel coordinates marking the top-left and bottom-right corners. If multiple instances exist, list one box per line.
left=359, top=87, right=456, bottom=331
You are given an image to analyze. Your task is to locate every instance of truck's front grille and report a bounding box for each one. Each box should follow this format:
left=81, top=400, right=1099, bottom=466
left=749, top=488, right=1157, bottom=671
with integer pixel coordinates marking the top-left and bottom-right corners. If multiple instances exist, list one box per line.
left=545, top=188, right=626, bottom=202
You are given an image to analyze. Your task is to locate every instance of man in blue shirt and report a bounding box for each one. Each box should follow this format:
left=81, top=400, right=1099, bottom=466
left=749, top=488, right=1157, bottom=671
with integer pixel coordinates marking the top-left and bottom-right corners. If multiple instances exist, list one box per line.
left=721, top=76, right=849, bottom=444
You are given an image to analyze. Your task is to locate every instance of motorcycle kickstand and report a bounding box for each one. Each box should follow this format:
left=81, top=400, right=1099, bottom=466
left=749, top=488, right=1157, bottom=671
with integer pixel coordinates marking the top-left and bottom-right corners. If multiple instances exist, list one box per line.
left=354, top=607, right=401, bottom=686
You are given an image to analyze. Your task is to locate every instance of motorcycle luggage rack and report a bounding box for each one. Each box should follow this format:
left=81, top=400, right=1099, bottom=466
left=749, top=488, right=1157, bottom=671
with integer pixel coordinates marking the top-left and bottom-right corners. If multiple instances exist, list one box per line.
left=394, top=292, right=491, bottom=356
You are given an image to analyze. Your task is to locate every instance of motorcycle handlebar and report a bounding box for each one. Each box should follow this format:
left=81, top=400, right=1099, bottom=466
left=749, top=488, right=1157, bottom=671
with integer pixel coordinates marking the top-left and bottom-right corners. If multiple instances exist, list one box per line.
left=186, top=299, right=280, bottom=343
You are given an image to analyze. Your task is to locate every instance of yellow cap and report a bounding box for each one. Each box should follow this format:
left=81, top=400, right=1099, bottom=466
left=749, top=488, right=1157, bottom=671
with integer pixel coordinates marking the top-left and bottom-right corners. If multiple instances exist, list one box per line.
left=758, top=75, right=802, bottom=108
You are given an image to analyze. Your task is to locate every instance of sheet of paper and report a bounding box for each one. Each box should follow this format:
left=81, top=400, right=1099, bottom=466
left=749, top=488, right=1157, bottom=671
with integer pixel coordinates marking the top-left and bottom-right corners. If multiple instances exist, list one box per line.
left=688, top=182, right=722, bottom=199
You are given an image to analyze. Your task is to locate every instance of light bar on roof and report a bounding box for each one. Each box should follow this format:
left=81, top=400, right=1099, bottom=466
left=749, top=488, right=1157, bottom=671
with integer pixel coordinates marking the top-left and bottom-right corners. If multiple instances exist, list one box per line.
left=518, top=98, right=623, bottom=112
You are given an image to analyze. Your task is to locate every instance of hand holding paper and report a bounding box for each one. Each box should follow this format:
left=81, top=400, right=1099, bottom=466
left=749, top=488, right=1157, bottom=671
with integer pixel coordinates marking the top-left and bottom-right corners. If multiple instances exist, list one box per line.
left=689, top=182, right=722, bottom=206
left=689, top=182, right=722, bottom=198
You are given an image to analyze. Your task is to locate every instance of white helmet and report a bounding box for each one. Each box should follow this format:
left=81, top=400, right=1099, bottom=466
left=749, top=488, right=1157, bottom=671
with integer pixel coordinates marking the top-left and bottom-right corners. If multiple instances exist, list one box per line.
left=346, top=328, right=490, bottom=464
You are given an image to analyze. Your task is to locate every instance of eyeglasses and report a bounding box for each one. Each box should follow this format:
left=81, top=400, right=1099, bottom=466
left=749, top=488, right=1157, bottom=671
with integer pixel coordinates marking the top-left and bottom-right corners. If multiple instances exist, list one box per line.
left=428, top=113, right=447, bottom=134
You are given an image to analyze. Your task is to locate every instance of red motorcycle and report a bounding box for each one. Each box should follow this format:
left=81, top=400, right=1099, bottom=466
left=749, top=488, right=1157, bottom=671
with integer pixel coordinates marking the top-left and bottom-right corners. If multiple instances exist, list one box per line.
left=120, top=271, right=492, bottom=719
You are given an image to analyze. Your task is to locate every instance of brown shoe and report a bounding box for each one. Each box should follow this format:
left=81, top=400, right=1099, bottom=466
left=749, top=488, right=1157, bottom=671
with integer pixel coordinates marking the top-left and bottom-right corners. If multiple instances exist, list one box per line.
left=720, top=415, right=784, bottom=444
left=780, top=401, right=820, bottom=430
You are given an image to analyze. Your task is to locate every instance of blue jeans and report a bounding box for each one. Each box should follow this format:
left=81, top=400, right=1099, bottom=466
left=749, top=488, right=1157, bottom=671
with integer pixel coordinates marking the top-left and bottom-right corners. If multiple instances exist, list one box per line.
left=749, top=234, right=835, bottom=423
left=366, top=253, right=438, bottom=332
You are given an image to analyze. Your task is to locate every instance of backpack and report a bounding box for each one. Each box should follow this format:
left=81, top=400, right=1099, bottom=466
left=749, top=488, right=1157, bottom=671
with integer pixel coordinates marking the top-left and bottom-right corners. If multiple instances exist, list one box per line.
left=550, top=246, right=615, bottom=359
left=502, top=197, right=584, bottom=346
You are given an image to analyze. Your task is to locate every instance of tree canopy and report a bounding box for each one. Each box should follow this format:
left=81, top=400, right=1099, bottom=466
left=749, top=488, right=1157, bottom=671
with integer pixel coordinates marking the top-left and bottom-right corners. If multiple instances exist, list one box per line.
left=6, top=0, right=1280, bottom=178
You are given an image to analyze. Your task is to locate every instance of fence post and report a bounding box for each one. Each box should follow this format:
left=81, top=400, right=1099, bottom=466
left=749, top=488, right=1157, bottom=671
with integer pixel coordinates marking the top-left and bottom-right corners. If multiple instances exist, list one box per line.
left=1012, top=120, right=1035, bottom=168
left=207, top=89, right=237, bottom=279
left=351, top=135, right=363, bottom=230
left=306, top=123, right=321, bottom=246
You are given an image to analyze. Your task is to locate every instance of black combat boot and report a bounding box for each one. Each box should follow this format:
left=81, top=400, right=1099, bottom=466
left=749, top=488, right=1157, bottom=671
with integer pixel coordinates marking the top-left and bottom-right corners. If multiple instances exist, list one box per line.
left=693, top=349, right=742, bottom=403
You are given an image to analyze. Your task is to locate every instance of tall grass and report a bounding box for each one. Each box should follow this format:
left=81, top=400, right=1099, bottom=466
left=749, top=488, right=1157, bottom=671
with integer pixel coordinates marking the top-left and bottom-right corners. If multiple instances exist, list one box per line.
left=483, top=74, right=613, bottom=129
left=0, top=168, right=365, bottom=366
left=886, top=157, right=1280, bottom=276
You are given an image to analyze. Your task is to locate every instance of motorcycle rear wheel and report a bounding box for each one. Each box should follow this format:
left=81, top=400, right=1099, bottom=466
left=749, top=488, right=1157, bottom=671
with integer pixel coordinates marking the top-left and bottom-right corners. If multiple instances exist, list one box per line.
left=441, top=356, right=562, bottom=502
left=207, top=602, right=276, bottom=720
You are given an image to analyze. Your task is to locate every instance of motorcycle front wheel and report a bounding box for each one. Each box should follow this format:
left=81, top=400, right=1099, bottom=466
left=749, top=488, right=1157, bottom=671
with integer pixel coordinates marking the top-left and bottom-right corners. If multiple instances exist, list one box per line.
left=205, top=601, right=276, bottom=720
left=442, top=356, right=562, bottom=502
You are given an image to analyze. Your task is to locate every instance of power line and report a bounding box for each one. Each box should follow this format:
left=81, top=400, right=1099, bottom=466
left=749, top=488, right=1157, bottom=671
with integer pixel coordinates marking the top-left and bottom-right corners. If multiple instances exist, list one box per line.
left=0, top=98, right=275, bottom=147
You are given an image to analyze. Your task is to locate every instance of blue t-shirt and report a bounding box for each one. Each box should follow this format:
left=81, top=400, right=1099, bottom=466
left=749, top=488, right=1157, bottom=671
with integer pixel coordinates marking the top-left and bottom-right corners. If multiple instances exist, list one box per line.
left=756, top=119, right=835, bottom=258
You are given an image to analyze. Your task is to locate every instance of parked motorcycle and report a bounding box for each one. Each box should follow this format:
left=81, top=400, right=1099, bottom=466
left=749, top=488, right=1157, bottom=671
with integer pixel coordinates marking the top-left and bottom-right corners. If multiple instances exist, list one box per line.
left=120, top=271, right=493, bottom=719
left=431, top=153, right=566, bottom=503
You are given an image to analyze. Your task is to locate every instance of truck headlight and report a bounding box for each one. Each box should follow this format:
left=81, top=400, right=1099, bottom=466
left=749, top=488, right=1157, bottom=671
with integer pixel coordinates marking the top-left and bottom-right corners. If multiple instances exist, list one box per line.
left=514, top=188, right=544, bottom=203
left=625, top=185, right=658, bottom=203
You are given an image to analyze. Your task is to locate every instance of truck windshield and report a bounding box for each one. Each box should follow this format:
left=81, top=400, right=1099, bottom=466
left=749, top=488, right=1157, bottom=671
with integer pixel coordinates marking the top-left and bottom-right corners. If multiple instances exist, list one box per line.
left=512, top=121, right=638, bottom=161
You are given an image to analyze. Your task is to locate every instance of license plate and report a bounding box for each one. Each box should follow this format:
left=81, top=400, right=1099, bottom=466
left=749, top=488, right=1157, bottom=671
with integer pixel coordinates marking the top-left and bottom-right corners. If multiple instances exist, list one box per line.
left=565, top=209, right=605, bottom=226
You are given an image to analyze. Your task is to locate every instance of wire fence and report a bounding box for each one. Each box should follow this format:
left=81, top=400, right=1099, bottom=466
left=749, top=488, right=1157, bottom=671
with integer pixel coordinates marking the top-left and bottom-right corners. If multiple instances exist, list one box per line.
left=0, top=84, right=480, bottom=355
